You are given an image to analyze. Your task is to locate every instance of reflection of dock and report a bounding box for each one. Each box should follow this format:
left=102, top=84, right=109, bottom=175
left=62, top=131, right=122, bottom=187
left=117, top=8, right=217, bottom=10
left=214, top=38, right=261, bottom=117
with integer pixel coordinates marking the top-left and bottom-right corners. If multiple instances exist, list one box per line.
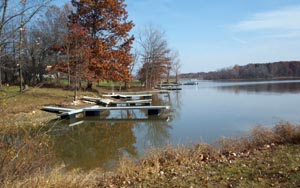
left=68, top=117, right=170, bottom=127
left=42, top=105, right=170, bottom=119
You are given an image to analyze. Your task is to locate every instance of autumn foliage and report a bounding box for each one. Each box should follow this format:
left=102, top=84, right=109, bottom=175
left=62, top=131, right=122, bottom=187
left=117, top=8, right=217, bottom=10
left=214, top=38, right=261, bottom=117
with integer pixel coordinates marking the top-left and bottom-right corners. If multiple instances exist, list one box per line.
left=53, top=23, right=91, bottom=80
left=68, top=0, right=134, bottom=84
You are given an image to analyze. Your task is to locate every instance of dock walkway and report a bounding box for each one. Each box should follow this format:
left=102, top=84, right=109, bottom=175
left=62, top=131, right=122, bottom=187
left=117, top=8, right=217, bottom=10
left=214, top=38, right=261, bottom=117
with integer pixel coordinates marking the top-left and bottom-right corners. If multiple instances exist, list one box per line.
left=102, top=93, right=152, bottom=99
left=82, top=96, right=152, bottom=106
left=42, top=105, right=169, bottom=119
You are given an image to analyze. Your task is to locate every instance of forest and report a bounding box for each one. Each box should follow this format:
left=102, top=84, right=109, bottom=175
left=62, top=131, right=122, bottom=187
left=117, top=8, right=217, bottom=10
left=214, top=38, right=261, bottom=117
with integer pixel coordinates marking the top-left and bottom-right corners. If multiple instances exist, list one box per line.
left=181, top=61, right=300, bottom=80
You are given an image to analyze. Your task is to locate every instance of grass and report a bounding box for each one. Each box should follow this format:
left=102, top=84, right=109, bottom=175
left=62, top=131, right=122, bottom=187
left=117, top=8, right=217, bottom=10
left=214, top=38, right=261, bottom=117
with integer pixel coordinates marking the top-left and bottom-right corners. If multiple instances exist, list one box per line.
left=0, top=86, right=97, bottom=127
left=96, top=80, right=142, bottom=87
left=1, top=122, right=300, bottom=187
left=44, top=78, right=143, bottom=89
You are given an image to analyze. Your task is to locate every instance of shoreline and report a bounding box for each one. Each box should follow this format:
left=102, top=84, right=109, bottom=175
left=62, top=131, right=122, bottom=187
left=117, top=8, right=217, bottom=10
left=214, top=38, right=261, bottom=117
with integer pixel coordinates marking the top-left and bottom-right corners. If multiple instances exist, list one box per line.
left=181, top=77, right=300, bottom=82
left=2, top=122, right=300, bottom=187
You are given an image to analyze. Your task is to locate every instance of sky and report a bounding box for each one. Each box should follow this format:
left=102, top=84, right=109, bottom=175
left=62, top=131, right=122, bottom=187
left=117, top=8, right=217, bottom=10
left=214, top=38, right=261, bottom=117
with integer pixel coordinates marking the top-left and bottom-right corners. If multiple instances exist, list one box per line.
left=54, top=0, right=300, bottom=73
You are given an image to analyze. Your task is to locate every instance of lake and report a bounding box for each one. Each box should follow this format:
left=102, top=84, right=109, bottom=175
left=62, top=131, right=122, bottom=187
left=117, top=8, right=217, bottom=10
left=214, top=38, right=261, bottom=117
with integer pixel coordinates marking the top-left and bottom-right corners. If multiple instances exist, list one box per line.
left=47, top=80, right=300, bottom=170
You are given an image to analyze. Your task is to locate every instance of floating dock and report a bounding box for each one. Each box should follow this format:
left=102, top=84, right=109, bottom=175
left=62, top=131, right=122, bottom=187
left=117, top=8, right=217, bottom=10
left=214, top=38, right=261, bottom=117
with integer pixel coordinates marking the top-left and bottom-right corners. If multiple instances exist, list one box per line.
left=102, top=93, right=152, bottom=99
left=81, top=96, right=152, bottom=106
left=155, top=84, right=182, bottom=90
left=42, top=105, right=170, bottom=119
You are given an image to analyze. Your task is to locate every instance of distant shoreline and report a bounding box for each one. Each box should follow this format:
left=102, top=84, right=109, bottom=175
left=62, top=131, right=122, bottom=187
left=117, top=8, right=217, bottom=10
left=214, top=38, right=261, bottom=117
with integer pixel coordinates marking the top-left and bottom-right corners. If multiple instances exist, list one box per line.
left=181, top=77, right=300, bottom=82
left=206, top=77, right=300, bottom=82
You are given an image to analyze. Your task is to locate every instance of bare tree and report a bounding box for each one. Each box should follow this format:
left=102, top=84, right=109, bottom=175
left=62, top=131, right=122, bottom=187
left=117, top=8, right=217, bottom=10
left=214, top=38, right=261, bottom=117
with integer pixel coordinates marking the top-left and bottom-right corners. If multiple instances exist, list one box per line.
left=0, top=0, right=52, bottom=91
left=170, top=49, right=181, bottom=84
left=0, top=0, right=8, bottom=89
left=28, top=4, right=71, bottom=86
left=137, top=25, right=171, bottom=89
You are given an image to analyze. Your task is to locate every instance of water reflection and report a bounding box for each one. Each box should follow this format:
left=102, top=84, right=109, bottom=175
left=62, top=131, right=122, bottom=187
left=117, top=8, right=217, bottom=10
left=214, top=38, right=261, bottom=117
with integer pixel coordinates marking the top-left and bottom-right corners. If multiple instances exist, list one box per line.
left=46, top=97, right=173, bottom=171
left=217, top=81, right=300, bottom=94
left=135, top=120, right=171, bottom=149
left=48, top=119, right=138, bottom=170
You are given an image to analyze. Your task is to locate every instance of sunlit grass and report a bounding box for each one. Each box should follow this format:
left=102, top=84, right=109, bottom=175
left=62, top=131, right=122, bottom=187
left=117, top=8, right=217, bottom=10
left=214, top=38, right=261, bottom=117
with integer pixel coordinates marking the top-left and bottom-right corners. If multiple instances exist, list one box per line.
left=0, top=86, right=97, bottom=127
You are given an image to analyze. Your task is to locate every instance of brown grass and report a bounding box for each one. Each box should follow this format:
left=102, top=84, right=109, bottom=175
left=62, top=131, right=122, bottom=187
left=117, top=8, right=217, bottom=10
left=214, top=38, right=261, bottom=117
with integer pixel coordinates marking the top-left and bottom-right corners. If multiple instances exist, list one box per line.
left=0, top=126, right=55, bottom=186
left=0, top=86, right=97, bottom=127
left=2, top=122, right=300, bottom=187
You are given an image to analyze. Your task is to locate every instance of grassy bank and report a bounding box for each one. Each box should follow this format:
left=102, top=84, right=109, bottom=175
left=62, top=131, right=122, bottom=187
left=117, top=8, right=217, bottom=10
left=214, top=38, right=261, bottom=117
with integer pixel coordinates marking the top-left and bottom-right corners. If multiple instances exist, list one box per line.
left=0, top=86, right=97, bottom=127
left=1, top=123, right=299, bottom=187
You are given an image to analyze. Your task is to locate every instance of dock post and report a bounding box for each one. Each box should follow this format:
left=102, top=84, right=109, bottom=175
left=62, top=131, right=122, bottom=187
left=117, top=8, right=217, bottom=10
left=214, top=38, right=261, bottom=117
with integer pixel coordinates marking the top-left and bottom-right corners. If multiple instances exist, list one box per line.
left=148, top=109, right=160, bottom=115
left=61, top=114, right=76, bottom=119
left=142, top=96, right=152, bottom=99
left=85, top=110, right=100, bottom=117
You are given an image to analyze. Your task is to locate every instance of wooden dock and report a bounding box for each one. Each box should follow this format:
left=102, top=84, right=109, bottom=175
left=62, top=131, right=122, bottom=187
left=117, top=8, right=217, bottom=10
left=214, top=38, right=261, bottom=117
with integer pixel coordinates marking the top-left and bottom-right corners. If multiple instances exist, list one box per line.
left=155, top=84, right=182, bottom=90
left=81, top=96, right=114, bottom=106
left=81, top=96, right=152, bottom=106
left=113, top=90, right=170, bottom=94
left=42, top=105, right=170, bottom=119
left=41, top=106, right=75, bottom=113
left=102, top=93, right=152, bottom=99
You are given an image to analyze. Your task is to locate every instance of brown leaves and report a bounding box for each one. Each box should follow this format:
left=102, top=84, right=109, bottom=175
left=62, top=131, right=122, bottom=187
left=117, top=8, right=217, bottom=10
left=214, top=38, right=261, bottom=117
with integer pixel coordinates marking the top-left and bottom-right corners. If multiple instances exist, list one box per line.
left=69, top=0, right=134, bottom=82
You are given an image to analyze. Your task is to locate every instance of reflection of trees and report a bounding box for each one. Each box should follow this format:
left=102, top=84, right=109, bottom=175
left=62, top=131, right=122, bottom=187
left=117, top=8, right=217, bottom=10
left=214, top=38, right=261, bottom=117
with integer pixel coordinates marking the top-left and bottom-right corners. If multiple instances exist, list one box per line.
left=133, top=93, right=175, bottom=148
left=151, top=93, right=173, bottom=119
left=151, top=92, right=182, bottom=120
left=136, top=120, right=171, bottom=149
left=217, top=82, right=300, bottom=94
left=50, top=121, right=137, bottom=170
left=169, top=91, right=182, bottom=119
left=45, top=93, right=180, bottom=170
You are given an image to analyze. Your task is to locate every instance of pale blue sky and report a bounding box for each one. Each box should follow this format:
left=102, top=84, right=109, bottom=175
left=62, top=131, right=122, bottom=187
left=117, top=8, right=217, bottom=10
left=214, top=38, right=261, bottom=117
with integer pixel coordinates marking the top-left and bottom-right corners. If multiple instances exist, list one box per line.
left=54, top=0, right=300, bottom=73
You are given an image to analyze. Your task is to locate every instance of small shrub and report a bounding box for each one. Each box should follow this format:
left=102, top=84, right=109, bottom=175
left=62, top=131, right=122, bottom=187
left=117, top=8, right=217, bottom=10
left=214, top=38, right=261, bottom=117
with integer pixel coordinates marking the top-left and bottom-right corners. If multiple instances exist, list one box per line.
left=0, top=127, right=55, bottom=185
left=251, top=125, right=279, bottom=147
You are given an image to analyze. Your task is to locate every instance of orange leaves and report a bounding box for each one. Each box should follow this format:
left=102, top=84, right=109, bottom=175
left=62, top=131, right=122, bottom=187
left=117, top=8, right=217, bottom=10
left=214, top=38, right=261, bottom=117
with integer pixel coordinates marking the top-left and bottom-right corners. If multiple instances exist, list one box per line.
left=69, top=0, right=134, bottom=82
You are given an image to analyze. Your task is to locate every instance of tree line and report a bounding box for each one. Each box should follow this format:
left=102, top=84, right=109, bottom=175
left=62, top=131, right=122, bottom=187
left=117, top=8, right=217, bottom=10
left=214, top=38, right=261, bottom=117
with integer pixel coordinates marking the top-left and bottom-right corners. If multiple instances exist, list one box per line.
left=0, top=0, right=181, bottom=95
left=181, top=61, right=300, bottom=80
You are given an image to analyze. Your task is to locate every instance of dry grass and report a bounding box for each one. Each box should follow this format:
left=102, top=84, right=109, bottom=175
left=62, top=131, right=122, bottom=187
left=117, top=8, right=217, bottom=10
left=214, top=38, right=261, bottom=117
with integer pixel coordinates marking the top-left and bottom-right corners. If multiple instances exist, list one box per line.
left=0, top=126, right=55, bottom=186
left=0, top=86, right=98, bottom=187
left=0, top=86, right=97, bottom=127
left=2, top=122, right=300, bottom=188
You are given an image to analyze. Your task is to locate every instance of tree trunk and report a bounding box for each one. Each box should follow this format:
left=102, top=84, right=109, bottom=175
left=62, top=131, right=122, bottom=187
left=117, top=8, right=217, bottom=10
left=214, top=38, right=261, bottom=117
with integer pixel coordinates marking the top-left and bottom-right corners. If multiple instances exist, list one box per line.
left=167, top=69, right=170, bottom=83
left=19, top=65, right=23, bottom=92
left=0, top=67, right=2, bottom=89
left=32, top=56, right=36, bottom=85
left=86, top=81, right=93, bottom=90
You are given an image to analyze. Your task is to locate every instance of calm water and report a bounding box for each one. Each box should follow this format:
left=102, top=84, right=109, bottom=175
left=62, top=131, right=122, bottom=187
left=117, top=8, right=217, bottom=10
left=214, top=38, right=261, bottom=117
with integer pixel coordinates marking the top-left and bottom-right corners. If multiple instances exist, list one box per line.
left=47, top=80, right=300, bottom=170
